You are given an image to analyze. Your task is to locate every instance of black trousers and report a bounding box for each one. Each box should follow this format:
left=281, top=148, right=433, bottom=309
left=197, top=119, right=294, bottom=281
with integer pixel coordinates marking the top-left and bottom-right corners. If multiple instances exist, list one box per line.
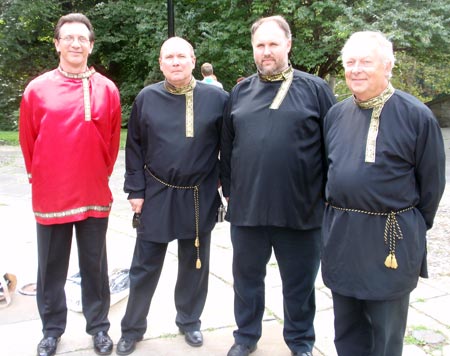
left=120, top=233, right=211, bottom=339
left=230, top=225, right=320, bottom=353
left=36, top=218, right=110, bottom=338
left=332, top=292, right=410, bottom=356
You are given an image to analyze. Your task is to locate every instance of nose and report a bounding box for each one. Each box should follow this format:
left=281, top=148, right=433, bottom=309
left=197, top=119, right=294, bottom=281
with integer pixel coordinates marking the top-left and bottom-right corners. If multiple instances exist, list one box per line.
left=351, top=62, right=363, bottom=73
left=263, top=45, right=271, bottom=56
left=70, top=38, right=82, bottom=47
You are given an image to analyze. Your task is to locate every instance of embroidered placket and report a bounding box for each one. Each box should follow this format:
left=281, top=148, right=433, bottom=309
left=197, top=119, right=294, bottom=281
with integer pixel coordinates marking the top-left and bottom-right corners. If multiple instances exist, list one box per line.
left=164, top=78, right=196, bottom=138
left=354, top=83, right=395, bottom=163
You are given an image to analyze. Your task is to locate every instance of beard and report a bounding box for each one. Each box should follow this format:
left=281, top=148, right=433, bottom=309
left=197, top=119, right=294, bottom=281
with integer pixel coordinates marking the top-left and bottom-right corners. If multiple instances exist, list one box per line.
left=256, top=57, right=288, bottom=76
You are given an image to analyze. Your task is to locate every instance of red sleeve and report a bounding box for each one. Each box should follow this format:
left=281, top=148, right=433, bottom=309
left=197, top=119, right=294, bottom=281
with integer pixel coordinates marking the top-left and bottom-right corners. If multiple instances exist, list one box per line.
left=19, top=90, right=38, bottom=184
left=107, top=88, right=122, bottom=177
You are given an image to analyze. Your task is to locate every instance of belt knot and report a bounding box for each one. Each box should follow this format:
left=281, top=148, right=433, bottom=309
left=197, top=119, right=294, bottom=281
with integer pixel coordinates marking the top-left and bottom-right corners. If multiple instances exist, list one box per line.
left=329, top=204, right=414, bottom=269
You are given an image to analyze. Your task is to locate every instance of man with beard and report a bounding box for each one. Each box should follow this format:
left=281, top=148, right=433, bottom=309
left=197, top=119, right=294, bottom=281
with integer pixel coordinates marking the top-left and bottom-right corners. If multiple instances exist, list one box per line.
left=220, top=15, right=336, bottom=356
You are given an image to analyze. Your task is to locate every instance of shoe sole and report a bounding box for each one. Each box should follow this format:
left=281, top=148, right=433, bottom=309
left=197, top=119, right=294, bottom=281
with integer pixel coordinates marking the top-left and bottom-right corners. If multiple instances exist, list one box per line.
left=185, top=338, right=203, bottom=347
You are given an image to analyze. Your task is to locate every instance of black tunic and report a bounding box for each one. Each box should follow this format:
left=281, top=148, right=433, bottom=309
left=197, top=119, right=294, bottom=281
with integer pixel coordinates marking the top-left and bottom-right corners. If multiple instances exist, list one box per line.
left=220, top=70, right=336, bottom=230
left=321, top=90, right=446, bottom=300
left=124, top=81, right=228, bottom=242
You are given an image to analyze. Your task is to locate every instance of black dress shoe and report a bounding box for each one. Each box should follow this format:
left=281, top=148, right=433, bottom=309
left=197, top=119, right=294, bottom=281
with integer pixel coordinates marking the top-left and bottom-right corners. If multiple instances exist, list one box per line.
left=93, top=331, right=113, bottom=355
left=292, top=352, right=313, bottom=356
left=116, top=336, right=143, bottom=355
left=227, top=343, right=257, bottom=356
left=180, top=330, right=203, bottom=347
left=37, top=337, right=60, bottom=356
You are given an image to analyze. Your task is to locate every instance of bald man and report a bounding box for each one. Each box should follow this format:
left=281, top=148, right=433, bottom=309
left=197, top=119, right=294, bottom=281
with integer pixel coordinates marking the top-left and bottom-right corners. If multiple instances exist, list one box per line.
left=116, top=37, right=228, bottom=355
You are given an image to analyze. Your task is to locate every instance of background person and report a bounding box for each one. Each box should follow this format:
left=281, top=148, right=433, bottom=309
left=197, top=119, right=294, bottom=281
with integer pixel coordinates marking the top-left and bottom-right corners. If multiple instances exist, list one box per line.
left=321, top=31, right=446, bottom=356
left=19, top=13, right=121, bottom=356
left=200, top=62, right=224, bottom=89
left=220, top=15, right=336, bottom=356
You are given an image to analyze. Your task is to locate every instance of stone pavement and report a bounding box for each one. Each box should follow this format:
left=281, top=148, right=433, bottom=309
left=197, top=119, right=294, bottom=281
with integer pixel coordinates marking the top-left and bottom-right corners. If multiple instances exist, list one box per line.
left=1, top=129, right=450, bottom=356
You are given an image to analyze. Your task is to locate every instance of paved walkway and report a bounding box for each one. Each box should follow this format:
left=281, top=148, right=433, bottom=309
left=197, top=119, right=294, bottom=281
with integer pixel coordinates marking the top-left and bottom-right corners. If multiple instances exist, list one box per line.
left=1, top=129, right=450, bottom=356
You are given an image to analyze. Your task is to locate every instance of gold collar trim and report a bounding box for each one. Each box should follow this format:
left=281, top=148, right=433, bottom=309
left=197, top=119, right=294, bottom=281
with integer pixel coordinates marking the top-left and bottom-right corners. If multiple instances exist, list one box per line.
left=58, top=67, right=96, bottom=79
left=259, top=65, right=293, bottom=82
left=164, top=77, right=196, bottom=95
left=354, top=83, right=395, bottom=163
left=354, top=83, right=395, bottom=109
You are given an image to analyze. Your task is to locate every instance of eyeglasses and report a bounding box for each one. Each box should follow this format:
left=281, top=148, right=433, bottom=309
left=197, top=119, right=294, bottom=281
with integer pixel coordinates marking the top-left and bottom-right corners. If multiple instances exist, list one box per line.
left=59, top=35, right=90, bottom=45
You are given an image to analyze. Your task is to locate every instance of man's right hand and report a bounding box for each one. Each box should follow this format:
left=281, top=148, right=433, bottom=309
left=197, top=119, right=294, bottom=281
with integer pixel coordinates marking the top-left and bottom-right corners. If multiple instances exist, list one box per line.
left=129, top=198, right=144, bottom=213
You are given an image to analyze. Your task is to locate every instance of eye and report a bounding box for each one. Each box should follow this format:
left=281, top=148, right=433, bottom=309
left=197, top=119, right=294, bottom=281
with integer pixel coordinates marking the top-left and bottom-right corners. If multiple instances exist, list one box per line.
left=78, top=36, right=89, bottom=44
left=345, top=60, right=355, bottom=67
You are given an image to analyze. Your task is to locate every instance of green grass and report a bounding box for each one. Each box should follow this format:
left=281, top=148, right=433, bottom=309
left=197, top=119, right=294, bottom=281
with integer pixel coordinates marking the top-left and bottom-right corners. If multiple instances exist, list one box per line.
left=0, top=131, right=19, bottom=145
left=0, top=130, right=127, bottom=149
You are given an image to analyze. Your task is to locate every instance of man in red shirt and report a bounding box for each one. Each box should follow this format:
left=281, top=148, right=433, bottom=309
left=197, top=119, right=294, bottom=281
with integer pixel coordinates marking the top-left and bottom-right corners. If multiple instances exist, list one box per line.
left=19, top=13, right=121, bottom=356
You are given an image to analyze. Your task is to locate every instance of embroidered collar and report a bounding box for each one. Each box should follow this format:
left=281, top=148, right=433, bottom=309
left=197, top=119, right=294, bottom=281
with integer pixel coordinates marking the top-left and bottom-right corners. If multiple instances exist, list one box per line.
left=259, top=65, right=293, bottom=82
left=354, top=83, right=395, bottom=109
left=58, top=66, right=96, bottom=79
left=164, top=77, right=196, bottom=95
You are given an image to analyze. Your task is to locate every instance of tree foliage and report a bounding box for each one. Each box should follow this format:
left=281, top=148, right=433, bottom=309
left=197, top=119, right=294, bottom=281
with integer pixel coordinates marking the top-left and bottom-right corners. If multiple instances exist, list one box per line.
left=0, top=0, right=448, bottom=130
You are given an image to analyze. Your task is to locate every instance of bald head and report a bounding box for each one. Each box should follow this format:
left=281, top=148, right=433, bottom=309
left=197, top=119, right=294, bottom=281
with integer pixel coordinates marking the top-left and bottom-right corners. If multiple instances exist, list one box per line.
left=160, top=36, right=195, bottom=59
left=159, top=36, right=196, bottom=88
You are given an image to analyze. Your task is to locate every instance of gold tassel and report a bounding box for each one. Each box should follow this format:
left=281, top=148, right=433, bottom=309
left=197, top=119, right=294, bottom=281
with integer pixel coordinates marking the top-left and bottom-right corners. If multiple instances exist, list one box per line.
left=195, top=237, right=201, bottom=269
left=384, top=253, right=398, bottom=269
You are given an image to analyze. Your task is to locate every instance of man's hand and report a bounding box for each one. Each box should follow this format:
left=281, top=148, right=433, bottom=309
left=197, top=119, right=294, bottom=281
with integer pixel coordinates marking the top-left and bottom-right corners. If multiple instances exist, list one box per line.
left=129, top=198, right=144, bottom=213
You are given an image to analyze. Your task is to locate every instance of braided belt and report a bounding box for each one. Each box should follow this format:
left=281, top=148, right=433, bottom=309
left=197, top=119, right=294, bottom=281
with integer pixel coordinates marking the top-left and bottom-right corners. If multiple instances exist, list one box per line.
left=330, top=204, right=414, bottom=269
left=145, top=166, right=202, bottom=269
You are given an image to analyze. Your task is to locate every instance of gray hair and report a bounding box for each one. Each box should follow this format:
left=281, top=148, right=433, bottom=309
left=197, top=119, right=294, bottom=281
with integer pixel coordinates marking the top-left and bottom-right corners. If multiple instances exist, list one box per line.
left=342, top=31, right=395, bottom=76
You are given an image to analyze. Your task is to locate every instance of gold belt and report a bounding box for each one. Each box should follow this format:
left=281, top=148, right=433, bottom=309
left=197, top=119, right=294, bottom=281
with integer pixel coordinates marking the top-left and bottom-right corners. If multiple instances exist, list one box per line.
left=145, top=165, right=202, bottom=269
left=329, top=204, right=414, bottom=269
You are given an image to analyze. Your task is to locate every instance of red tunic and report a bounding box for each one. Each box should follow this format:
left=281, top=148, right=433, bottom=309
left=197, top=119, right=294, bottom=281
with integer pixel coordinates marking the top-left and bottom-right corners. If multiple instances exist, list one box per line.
left=19, top=69, right=121, bottom=225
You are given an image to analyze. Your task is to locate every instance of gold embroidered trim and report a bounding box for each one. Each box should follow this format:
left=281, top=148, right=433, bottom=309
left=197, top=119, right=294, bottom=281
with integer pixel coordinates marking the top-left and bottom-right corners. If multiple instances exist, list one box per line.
left=258, top=66, right=294, bottom=110
left=330, top=204, right=414, bottom=269
left=354, top=83, right=395, bottom=163
left=164, top=77, right=196, bottom=138
left=164, top=77, right=196, bottom=95
left=34, top=204, right=111, bottom=219
left=185, top=90, right=194, bottom=137
left=145, top=165, right=202, bottom=269
left=259, top=65, right=293, bottom=82
left=82, top=78, right=91, bottom=121
left=270, top=69, right=293, bottom=110
left=58, top=67, right=96, bottom=122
